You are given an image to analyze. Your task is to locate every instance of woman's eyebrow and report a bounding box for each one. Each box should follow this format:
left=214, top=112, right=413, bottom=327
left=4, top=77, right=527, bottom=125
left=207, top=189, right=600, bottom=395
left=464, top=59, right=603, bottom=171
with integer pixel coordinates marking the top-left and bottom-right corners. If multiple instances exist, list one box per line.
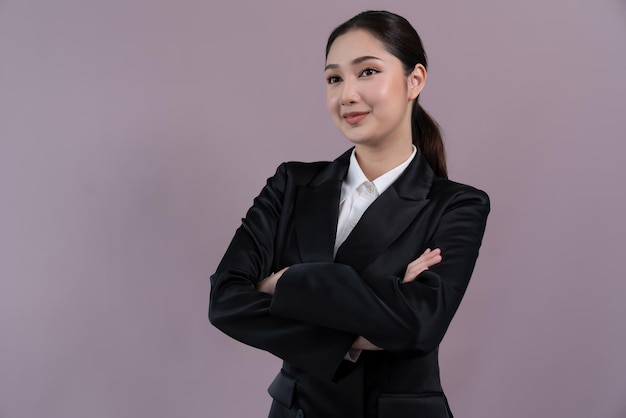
left=324, top=55, right=383, bottom=71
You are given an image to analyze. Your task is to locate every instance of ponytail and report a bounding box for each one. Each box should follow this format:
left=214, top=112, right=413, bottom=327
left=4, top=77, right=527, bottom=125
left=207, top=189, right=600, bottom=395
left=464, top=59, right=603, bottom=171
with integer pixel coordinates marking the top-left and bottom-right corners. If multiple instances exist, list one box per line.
left=412, top=102, right=448, bottom=179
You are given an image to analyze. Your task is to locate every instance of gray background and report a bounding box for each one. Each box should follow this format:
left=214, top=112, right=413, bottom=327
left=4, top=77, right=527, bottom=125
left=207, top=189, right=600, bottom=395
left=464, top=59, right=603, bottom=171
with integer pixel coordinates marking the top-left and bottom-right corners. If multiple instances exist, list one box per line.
left=1, top=0, right=625, bottom=417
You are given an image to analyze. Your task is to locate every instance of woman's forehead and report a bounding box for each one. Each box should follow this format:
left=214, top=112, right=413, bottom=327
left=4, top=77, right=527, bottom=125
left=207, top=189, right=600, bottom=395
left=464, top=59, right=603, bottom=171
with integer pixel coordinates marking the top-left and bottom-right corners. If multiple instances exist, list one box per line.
left=325, top=29, right=389, bottom=66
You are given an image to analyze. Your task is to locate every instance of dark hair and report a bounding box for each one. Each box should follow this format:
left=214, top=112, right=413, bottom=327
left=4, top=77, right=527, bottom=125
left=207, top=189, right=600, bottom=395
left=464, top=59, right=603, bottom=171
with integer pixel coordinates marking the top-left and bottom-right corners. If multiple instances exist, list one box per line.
left=326, top=10, right=448, bottom=179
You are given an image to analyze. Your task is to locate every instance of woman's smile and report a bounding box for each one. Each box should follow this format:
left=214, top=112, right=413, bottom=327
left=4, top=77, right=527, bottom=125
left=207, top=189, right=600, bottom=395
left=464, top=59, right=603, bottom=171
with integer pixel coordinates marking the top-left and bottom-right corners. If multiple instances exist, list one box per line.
left=343, top=111, right=369, bottom=125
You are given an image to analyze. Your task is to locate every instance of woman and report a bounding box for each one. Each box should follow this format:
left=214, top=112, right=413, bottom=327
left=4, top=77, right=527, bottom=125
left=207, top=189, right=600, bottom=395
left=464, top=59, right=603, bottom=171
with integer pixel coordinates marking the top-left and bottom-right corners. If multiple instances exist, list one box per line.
left=209, top=10, right=490, bottom=418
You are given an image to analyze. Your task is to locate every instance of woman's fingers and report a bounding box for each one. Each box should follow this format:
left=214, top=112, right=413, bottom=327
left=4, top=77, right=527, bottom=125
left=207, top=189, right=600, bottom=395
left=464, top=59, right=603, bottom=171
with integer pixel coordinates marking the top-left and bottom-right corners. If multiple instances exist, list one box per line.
left=405, top=248, right=441, bottom=271
left=256, top=266, right=289, bottom=294
left=351, top=336, right=383, bottom=351
left=402, top=248, right=442, bottom=283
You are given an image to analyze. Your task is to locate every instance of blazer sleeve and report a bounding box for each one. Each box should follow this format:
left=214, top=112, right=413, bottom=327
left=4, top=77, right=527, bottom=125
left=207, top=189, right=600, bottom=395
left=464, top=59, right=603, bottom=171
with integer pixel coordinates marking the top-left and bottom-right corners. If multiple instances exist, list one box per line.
left=269, top=187, right=490, bottom=353
left=209, top=163, right=357, bottom=381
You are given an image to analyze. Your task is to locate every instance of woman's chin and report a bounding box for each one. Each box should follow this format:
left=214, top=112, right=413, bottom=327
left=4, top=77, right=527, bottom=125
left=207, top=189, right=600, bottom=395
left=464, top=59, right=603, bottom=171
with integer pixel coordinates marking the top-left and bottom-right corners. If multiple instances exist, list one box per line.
left=342, top=131, right=375, bottom=145
left=344, top=135, right=383, bottom=149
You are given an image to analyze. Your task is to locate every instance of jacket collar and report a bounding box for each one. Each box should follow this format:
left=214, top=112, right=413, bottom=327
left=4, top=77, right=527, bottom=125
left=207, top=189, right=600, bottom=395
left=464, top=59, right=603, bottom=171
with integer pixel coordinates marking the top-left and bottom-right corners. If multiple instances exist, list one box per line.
left=294, top=148, right=435, bottom=270
left=293, top=149, right=350, bottom=263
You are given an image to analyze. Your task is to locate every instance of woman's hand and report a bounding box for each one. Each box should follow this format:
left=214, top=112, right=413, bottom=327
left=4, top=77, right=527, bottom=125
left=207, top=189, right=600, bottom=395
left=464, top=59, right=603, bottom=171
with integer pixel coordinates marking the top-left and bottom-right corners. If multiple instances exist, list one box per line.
left=402, top=248, right=442, bottom=283
left=256, top=267, right=289, bottom=295
left=351, top=336, right=382, bottom=351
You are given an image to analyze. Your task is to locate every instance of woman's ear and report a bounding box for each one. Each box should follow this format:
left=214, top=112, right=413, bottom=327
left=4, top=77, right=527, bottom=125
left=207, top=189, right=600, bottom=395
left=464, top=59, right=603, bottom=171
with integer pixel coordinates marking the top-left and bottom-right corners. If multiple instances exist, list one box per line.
left=408, top=63, right=427, bottom=100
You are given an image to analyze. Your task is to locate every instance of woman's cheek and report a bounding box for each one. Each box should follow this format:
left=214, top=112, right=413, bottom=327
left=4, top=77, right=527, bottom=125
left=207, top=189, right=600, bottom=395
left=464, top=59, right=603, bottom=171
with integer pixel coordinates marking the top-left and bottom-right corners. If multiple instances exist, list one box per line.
left=326, top=91, right=339, bottom=112
left=372, top=81, right=393, bottom=104
left=326, top=93, right=342, bottom=127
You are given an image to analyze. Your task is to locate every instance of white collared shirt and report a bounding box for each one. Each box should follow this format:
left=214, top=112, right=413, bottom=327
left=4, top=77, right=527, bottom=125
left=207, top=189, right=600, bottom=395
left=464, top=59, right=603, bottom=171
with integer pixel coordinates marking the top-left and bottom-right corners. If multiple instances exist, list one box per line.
left=335, top=146, right=417, bottom=362
left=334, top=146, right=417, bottom=256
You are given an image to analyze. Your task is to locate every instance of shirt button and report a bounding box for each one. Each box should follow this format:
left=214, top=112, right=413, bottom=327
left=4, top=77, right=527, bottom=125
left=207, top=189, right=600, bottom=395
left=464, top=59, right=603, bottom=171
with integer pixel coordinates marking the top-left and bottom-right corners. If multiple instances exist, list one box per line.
left=350, top=221, right=357, bottom=228
left=367, top=185, right=375, bottom=193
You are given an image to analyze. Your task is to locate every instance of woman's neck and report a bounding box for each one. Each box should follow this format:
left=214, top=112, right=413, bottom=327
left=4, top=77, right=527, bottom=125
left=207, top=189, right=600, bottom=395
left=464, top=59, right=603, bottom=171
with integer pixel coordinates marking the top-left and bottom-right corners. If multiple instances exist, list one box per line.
left=354, top=140, right=414, bottom=181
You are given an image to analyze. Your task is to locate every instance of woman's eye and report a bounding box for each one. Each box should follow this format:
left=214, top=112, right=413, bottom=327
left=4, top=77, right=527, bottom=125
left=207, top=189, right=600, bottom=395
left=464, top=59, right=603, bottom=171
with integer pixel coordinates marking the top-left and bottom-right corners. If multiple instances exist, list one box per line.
left=327, top=75, right=341, bottom=84
left=360, top=68, right=378, bottom=77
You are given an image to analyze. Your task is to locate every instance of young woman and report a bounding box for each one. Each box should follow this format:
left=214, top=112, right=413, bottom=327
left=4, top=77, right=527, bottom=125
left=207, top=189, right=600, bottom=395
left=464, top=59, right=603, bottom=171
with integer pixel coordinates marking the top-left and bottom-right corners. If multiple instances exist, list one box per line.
left=209, top=10, right=490, bottom=418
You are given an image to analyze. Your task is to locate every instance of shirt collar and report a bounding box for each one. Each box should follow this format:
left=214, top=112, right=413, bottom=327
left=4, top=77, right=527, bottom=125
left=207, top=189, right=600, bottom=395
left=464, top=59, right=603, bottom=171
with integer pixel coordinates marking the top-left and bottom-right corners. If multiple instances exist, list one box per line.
left=340, top=145, right=417, bottom=203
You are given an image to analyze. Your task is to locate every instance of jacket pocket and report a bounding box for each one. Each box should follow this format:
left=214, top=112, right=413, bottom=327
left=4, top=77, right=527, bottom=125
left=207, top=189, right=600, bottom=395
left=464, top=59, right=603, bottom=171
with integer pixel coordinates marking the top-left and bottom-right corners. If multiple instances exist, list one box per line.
left=268, top=370, right=297, bottom=409
left=378, top=393, right=450, bottom=418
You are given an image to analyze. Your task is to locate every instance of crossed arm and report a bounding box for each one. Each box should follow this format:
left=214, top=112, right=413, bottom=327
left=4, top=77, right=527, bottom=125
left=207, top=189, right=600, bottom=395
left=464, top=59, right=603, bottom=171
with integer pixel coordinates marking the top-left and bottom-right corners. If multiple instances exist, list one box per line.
left=257, top=247, right=443, bottom=351
left=210, top=163, right=490, bottom=380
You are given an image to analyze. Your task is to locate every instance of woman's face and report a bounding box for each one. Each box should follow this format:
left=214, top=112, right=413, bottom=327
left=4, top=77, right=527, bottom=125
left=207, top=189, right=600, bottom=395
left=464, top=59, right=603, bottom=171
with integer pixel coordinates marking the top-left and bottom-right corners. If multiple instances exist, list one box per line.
left=324, top=29, right=425, bottom=149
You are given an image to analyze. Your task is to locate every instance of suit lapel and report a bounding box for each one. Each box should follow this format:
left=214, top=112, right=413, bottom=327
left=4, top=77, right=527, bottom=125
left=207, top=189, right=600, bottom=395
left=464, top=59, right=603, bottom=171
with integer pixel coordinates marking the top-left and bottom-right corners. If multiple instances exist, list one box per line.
left=334, top=150, right=435, bottom=271
left=294, top=150, right=351, bottom=263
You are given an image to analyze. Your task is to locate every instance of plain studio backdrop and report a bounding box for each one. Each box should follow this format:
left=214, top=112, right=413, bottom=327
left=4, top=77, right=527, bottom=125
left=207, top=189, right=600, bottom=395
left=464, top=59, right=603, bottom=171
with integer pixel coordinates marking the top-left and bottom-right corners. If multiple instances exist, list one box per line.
left=1, top=0, right=625, bottom=417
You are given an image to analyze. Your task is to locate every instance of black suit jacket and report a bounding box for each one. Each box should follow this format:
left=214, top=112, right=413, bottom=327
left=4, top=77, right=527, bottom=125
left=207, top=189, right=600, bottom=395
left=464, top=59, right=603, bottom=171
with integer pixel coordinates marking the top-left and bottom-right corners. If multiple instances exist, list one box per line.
left=209, top=148, right=490, bottom=418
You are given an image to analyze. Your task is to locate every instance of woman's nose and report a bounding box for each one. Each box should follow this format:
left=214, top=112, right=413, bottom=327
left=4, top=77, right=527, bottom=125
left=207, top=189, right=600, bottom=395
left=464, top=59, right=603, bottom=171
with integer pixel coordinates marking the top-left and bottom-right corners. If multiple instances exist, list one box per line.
left=340, top=79, right=359, bottom=105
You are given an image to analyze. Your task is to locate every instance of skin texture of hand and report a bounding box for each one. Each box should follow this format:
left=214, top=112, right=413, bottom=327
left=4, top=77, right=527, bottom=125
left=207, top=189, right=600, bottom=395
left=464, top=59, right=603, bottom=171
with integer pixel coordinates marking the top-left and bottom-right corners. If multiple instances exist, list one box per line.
left=256, top=267, right=289, bottom=295
left=351, top=336, right=382, bottom=351
left=402, top=248, right=442, bottom=283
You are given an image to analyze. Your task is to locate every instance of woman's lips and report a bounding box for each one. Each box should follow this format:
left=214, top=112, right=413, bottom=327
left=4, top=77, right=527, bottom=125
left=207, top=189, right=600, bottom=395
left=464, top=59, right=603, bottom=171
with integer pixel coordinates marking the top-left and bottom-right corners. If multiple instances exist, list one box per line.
left=343, top=112, right=369, bottom=125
